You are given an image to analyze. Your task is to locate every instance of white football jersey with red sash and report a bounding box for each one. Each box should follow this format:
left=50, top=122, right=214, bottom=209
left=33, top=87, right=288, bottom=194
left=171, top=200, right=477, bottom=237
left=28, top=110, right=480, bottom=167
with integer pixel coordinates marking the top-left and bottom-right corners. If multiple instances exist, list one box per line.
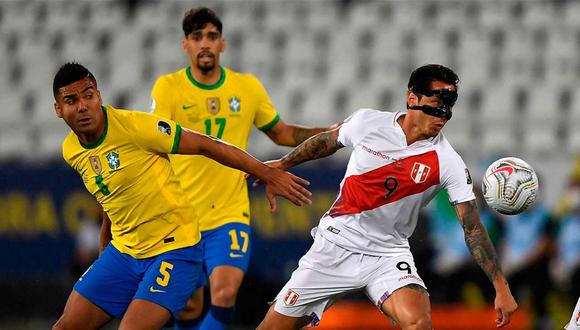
left=317, top=109, right=475, bottom=256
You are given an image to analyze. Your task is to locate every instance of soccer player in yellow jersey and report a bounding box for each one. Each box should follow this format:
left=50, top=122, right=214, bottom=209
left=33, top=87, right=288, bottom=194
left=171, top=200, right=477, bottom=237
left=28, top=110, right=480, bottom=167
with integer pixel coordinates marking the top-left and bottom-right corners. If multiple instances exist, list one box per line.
left=150, top=7, right=335, bottom=330
left=51, top=62, right=311, bottom=330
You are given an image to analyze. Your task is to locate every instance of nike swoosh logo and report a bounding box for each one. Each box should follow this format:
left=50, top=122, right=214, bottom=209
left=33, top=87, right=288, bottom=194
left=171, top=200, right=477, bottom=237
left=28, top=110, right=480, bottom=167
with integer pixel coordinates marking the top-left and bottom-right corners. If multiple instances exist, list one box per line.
left=182, top=105, right=194, bottom=110
left=149, top=286, right=166, bottom=293
left=229, top=252, right=244, bottom=258
left=489, top=166, right=514, bottom=177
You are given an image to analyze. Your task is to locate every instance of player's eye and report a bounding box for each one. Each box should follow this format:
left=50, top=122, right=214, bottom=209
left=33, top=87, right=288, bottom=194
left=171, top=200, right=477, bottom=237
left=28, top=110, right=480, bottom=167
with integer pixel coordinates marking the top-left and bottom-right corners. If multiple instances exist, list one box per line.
left=191, top=33, right=202, bottom=41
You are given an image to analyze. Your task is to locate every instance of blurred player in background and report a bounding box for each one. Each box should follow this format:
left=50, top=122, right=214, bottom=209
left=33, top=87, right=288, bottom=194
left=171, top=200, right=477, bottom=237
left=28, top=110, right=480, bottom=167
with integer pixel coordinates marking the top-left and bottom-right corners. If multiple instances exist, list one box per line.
left=52, top=62, right=311, bottom=329
left=150, top=7, right=334, bottom=330
left=256, top=64, right=518, bottom=330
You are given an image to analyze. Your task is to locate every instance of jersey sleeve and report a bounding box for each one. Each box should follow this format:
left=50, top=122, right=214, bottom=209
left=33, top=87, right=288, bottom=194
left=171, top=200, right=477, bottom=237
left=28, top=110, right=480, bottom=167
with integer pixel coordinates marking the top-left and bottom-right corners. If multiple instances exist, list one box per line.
left=250, top=75, right=280, bottom=131
left=440, top=147, right=476, bottom=205
left=150, top=76, right=175, bottom=119
left=337, top=108, right=372, bottom=148
left=129, top=111, right=182, bottom=154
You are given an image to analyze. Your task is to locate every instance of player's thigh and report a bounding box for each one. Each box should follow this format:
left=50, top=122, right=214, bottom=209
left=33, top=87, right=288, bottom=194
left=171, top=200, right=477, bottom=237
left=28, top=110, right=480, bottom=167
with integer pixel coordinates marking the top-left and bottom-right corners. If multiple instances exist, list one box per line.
left=364, top=253, right=430, bottom=326
left=72, top=243, right=142, bottom=319
left=120, top=298, right=171, bottom=330
left=202, top=222, right=252, bottom=278
left=53, top=289, right=112, bottom=330
left=134, top=244, right=204, bottom=320
left=381, top=285, right=431, bottom=328
left=273, top=235, right=359, bottom=326
left=257, top=302, right=312, bottom=330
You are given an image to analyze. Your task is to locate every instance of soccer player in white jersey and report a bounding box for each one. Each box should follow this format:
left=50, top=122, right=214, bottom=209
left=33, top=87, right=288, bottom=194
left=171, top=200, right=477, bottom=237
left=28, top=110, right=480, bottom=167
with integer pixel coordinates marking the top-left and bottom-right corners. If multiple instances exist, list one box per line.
left=256, top=64, right=518, bottom=330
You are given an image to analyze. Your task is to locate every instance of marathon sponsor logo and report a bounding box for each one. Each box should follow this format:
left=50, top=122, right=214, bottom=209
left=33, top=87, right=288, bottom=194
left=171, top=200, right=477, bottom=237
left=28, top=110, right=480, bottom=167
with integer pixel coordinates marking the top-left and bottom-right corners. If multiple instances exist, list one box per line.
left=283, top=289, right=299, bottom=306
left=398, top=274, right=422, bottom=282
left=361, top=145, right=392, bottom=161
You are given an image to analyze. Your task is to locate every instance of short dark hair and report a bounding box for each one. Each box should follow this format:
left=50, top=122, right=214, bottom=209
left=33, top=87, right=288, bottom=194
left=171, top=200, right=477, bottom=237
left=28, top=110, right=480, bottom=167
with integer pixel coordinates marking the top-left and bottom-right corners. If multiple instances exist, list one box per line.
left=182, top=7, right=222, bottom=37
left=408, top=64, right=459, bottom=93
left=53, top=62, right=96, bottom=99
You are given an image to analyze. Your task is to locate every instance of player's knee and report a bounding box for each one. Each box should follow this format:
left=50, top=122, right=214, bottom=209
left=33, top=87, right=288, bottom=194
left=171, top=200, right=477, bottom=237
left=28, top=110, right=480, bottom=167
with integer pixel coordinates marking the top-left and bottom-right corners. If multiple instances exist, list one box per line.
left=178, top=297, right=204, bottom=321
left=398, top=312, right=431, bottom=330
left=52, top=318, right=68, bottom=330
left=211, top=285, right=238, bottom=306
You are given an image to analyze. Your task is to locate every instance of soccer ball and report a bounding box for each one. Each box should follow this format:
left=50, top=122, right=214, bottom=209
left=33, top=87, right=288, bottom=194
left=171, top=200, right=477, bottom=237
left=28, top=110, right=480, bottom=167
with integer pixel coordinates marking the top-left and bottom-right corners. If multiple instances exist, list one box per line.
left=482, top=157, right=539, bottom=215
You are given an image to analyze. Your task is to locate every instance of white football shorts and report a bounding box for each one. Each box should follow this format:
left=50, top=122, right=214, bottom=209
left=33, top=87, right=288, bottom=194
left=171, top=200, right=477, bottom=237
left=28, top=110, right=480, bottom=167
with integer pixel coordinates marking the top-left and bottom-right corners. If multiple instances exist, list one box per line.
left=273, top=232, right=427, bottom=325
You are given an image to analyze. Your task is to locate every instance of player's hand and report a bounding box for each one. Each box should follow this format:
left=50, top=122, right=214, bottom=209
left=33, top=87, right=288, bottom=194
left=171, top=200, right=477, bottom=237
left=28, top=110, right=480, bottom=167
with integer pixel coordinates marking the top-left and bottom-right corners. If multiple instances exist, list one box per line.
left=247, top=160, right=283, bottom=188
left=494, top=288, right=518, bottom=328
left=263, top=168, right=311, bottom=212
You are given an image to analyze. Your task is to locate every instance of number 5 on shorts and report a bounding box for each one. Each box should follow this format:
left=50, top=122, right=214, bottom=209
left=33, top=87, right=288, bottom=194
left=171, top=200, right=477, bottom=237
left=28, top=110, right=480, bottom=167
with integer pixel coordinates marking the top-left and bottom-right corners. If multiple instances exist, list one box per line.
left=156, top=261, right=174, bottom=287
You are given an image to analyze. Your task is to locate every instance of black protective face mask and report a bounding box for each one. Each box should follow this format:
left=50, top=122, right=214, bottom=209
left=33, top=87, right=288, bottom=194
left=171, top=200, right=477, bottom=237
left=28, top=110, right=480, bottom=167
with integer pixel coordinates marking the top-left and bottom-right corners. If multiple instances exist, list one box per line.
left=408, top=89, right=457, bottom=120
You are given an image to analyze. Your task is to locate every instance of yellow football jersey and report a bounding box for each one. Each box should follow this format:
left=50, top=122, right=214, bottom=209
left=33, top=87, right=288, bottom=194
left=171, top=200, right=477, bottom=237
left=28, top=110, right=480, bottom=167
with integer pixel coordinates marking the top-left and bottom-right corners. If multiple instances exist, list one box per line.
left=62, top=105, right=201, bottom=258
left=151, top=66, right=279, bottom=231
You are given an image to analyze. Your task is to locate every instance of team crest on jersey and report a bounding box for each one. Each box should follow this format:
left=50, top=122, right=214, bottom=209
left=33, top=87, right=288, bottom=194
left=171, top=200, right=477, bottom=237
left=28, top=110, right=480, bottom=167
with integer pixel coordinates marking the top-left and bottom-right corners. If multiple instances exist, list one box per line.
left=283, top=289, right=299, bottom=306
left=89, top=156, right=102, bottom=175
left=106, top=152, right=120, bottom=170
left=229, top=97, right=241, bottom=112
left=410, top=162, right=430, bottom=184
left=207, top=97, right=220, bottom=114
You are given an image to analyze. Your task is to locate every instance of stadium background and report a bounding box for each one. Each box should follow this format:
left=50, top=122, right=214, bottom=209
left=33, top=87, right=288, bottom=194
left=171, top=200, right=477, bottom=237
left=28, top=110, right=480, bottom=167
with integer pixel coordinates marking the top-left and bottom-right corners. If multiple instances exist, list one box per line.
left=0, top=0, right=579, bottom=329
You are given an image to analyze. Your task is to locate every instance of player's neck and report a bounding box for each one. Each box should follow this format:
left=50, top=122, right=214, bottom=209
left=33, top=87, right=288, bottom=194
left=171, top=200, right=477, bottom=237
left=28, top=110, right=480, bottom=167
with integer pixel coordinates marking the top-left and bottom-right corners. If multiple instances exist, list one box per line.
left=398, top=114, right=428, bottom=146
left=189, top=66, right=222, bottom=86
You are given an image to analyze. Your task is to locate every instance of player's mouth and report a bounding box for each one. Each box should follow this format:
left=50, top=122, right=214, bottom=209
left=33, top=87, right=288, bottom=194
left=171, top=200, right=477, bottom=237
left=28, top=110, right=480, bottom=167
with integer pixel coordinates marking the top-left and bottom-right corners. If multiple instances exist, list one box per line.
left=77, top=116, right=92, bottom=126
left=198, top=52, right=214, bottom=60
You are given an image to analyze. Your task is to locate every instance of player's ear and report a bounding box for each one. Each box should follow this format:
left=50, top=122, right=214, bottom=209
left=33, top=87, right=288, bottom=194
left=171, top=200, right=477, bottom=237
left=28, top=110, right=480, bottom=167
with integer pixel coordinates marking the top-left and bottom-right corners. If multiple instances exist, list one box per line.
left=182, top=38, right=188, bottom=54
left=407, top=90, right=417, bottom=106
left=54, top=101, right=63, bottom=118
left=220, top=37, right=226, bottom=53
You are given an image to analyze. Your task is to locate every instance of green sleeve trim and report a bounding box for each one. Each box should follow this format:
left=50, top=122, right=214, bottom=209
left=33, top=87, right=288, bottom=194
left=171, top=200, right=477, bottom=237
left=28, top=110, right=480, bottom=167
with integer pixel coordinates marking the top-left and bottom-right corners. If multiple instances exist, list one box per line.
left=80, top=105, right=108, bottom=149
left=258, top=114, right=280, bottom=132
left=171, top=123, right=182, bottom=154
left=186, top=66, right=226, bottom=90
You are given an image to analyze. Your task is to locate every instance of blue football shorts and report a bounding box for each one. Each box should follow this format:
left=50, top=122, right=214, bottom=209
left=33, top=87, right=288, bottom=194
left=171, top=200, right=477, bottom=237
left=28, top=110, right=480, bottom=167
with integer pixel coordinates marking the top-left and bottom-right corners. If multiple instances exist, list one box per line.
left=74, top=242, right=203, bottom=319
left=200, top=222, right=252, bottom=278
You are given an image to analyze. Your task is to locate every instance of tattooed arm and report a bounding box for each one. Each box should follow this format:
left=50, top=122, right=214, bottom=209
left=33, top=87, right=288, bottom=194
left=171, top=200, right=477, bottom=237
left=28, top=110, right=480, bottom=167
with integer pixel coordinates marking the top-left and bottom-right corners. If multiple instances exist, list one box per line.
left=278, top=125, right=344, bottom=170
left=455, top=200, right=518, bottom=328
left=264, top=119, right=339, bottom=147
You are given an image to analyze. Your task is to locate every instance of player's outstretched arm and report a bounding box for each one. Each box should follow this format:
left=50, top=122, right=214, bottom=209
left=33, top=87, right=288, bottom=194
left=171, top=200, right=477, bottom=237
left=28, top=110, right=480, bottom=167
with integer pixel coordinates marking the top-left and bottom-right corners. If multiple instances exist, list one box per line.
left=277, top=126, right=343, bottom=170
left=455, top=200, right=518, bottom=328
left=264, top=119, right=340, bottom=147
left=177, top=128, right=311, bottom=211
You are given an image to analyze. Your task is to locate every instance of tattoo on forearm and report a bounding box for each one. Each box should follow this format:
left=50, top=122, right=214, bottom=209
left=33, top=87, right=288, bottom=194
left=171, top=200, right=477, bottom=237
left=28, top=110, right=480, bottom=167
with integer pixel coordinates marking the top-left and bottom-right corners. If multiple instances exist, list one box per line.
left=292, top=127, right=327, bottom=146
left=460, top=201, right=503, bottom=282
left=281, top=131, right=342, bottom=168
